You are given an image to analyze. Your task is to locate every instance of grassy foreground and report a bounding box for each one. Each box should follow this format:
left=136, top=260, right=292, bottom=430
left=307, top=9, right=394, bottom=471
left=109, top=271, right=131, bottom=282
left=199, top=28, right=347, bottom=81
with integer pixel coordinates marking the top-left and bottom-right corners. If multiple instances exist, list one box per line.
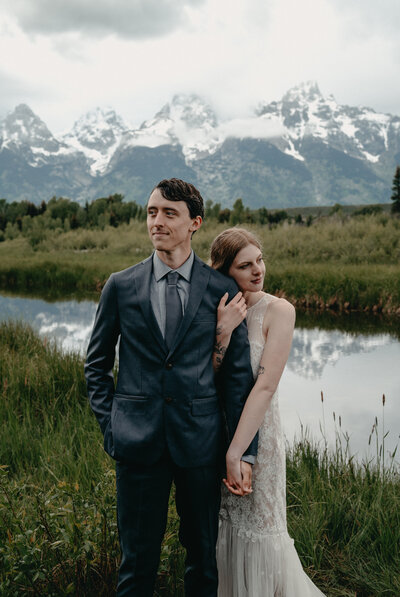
left=1, top=214, right=400, bottom=312
left=0, top=321, right=399, bottom=596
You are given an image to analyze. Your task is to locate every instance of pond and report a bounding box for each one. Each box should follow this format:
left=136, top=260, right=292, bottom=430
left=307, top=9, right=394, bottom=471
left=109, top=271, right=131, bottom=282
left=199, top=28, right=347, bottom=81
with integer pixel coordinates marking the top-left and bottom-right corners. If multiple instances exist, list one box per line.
left=1, top=292, right=399, bottom=465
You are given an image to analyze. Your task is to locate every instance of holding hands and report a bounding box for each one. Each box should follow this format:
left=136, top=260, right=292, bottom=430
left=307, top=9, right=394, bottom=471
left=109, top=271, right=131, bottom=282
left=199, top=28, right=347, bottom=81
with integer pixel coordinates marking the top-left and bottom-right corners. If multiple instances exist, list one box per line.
left=223, top=455, right=253, bottom=496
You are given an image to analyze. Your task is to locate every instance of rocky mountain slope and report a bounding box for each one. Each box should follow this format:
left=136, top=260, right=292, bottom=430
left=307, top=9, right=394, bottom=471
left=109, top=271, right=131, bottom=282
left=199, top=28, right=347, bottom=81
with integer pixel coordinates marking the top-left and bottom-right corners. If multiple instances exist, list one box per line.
left=1, top=82, right=399, bottom=207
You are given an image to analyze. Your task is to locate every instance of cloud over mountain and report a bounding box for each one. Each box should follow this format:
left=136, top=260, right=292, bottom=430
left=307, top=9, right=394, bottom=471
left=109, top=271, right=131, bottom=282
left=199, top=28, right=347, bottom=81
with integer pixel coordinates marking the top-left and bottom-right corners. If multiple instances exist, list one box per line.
left=3, top=0, right=205, bottom=38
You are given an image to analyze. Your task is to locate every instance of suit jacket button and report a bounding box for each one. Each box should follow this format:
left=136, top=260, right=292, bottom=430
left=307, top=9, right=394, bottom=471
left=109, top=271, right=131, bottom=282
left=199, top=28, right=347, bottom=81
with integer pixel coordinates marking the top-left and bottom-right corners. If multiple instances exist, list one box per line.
left=165, top=396, right=173, bottom=404
left=166, top=362, right=173, bottom=370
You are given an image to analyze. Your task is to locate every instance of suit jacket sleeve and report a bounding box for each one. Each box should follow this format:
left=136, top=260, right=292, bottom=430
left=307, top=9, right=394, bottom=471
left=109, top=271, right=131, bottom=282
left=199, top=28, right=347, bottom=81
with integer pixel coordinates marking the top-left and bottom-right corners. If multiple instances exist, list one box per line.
left=217, top=282, right=258, bottom=459
left=84, top=274, right=120, bottom=440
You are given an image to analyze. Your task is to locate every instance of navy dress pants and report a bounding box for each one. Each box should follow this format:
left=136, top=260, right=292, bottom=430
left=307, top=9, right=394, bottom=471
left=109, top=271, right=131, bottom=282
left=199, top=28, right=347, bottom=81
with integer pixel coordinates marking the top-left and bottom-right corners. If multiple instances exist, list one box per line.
left=116, top=450, right=221, bottom=597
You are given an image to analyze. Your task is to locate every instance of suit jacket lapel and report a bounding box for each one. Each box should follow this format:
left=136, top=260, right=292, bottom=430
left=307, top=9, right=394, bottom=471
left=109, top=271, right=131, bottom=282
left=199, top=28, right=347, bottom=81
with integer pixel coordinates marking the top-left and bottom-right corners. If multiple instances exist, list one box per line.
left=133, top=256, right=167, bottom=352
left=167, top=255, right=210, bottom=356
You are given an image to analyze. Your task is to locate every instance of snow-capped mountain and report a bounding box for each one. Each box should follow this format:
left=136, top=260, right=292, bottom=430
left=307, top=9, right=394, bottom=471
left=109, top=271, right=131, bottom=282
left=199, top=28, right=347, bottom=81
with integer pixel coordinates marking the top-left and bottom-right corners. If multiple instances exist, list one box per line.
left=1, top=83, right=399, bottom=207
left=62, top=107, right=128, bottom=175
left=256, top=81, right=399, bottom=165
left=119, top=94, right=221, bottom=162
left=0, top=104, right=75, bottom=167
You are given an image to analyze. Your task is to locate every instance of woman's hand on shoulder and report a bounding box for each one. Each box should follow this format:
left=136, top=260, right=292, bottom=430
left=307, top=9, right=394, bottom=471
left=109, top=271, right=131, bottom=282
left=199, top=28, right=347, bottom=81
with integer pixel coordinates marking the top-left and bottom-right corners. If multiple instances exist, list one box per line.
left=217, top=291, right=247, bottom=336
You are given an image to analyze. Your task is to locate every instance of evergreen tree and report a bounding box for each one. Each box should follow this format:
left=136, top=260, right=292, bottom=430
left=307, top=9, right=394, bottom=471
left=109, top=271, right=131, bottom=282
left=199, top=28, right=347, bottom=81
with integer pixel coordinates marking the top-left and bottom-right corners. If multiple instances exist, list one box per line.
left=230, top=198, right=244, bottom=225
left=391, top=165, right=400, bottom=213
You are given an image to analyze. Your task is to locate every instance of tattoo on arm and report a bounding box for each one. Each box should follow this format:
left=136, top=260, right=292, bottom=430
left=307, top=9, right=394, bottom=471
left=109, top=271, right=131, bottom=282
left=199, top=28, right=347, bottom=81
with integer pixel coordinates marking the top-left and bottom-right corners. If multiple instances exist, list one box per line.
left=213, top=339, right=227, bottom=371
left=215, top=326, right=223, bottom=335
left=257, top=365, right=265, bottom=376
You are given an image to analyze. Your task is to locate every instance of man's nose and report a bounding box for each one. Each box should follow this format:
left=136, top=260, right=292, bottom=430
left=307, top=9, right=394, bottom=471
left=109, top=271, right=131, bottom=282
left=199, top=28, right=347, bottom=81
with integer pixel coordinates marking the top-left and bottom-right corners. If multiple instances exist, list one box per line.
left=153, top=212, right=165, bottom=226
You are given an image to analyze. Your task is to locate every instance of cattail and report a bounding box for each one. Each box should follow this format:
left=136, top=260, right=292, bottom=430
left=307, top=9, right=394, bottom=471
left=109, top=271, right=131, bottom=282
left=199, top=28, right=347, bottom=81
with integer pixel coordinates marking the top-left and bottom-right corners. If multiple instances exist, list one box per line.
left=320, top=391, right=324, bottom=403
left=333, top=412, right=336, bottom=421
left=382, top=394, right=386, bottom=406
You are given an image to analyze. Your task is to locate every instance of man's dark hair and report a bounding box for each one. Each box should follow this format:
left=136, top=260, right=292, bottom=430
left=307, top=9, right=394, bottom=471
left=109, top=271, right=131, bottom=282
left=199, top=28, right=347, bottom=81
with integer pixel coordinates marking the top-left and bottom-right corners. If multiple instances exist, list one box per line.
left=153, top=178, right=204, bottom=219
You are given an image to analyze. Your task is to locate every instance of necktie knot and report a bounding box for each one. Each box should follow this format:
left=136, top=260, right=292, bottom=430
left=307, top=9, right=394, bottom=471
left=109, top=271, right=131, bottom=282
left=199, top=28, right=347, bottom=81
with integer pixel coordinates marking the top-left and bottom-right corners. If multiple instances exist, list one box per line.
left=167, top=271, right=179, bottom=286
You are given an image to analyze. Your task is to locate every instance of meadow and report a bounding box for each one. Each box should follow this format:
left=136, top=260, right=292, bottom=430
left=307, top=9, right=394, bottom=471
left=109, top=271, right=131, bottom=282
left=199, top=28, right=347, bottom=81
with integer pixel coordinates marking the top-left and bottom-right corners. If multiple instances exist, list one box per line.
left=1, top=211, right=400, bottom=312
left=0, top=321, right=399, bottom=596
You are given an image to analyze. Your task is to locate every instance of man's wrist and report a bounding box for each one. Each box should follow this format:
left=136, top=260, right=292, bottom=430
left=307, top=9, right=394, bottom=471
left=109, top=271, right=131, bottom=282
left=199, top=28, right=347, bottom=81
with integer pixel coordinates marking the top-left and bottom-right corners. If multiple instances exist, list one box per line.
left=241, top=455, right=255, bottom=465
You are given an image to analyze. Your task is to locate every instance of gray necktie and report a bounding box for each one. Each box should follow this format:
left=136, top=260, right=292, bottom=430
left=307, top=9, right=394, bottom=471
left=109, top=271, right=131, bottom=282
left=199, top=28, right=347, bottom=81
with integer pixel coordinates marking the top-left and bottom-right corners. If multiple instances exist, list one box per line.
left=165, top=271, right=182, bottom=349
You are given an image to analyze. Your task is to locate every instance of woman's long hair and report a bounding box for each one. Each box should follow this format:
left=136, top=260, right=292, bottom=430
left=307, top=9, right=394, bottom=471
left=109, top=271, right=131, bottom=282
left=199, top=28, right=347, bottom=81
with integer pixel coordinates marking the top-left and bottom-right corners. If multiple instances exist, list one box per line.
left=210, top=227, right=262, bottom=276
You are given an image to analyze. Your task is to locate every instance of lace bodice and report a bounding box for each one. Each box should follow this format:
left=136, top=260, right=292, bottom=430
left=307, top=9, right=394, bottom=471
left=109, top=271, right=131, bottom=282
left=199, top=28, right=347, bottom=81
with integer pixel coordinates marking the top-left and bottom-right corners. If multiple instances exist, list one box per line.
left=219, top=293, right=287, bottom=538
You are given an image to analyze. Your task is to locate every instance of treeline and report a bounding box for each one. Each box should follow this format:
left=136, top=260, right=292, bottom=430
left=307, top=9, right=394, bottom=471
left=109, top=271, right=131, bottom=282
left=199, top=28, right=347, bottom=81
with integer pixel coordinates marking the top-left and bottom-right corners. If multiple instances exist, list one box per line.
left=0, top=194, right=391, bottom=245
left=0, top=194, right=142, bottom=240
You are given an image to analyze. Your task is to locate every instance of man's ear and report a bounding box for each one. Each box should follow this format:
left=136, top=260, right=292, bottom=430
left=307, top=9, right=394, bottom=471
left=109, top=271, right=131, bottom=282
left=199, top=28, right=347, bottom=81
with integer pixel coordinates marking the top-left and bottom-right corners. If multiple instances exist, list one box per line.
left=190, top=216, right=202, bottom=232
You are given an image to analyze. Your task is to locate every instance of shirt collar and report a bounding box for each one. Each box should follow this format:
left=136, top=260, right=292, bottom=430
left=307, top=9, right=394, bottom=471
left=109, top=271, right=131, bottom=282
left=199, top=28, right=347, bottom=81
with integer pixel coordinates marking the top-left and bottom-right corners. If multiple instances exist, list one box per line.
left=152, top=250, right=194, bottom=282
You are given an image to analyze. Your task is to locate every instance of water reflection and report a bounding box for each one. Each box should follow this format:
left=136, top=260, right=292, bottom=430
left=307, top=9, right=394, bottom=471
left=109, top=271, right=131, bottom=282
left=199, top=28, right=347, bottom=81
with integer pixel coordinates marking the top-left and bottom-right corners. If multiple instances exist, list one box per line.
left=1, top=292, right=399, bottom=464
left=289, top=328, right=391, bottom=379
left=0, top=293, right=97, bottom=353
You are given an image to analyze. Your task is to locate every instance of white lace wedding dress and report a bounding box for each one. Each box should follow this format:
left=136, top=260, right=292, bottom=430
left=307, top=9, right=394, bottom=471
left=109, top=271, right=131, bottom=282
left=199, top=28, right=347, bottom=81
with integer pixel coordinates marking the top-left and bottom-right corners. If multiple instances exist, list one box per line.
left=217, top=293, right=325, bottom=596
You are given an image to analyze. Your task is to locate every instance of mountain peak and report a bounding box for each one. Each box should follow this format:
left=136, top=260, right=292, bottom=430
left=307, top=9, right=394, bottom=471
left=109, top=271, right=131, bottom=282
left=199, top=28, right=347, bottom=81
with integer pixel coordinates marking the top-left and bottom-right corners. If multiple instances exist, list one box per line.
left=12, top=103, right=37, bottom=117
left=283, top=81, right=322, bottom=103
left=62, top=107, right=128, bottom=174
left=68, top=107, right=127, bottom=141
left=1, top=103, right=59, bottom=153
left=169, top=93, right=218, bottom=128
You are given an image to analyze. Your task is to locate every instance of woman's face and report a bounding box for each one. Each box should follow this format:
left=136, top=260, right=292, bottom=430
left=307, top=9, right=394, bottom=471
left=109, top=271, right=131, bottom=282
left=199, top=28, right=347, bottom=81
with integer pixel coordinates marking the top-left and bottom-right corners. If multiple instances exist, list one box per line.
left=228, top=243, right=265, bottom=293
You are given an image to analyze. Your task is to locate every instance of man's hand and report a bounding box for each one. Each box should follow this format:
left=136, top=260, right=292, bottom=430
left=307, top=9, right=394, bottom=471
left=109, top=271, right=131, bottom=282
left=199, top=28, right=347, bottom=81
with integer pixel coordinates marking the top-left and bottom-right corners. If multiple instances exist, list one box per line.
left=240, top=461, right=253, bottom=495
left=223, top=452, right=253, bottom=497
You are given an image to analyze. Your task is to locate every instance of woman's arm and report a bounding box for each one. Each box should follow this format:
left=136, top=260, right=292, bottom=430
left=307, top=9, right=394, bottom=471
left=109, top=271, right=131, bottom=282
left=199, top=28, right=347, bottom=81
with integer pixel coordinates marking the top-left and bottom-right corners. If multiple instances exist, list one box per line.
left=213, top=291, right=247, bottom=372
left=223, top=298, right=295, bottom=496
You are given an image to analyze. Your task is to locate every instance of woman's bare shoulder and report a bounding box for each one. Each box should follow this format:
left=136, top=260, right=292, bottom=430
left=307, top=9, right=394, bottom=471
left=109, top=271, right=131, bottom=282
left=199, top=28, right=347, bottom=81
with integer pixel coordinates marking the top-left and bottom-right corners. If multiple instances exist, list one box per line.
left=263, top=296, right=295, bottom=329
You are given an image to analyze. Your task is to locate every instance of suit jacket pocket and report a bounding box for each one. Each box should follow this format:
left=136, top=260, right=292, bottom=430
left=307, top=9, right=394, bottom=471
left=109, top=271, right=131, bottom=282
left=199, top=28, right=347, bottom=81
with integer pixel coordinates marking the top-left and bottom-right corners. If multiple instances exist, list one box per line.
left=113, top=394, right=147, bottom=407
left=191, top=396, right=219, bottom=416
left=111, top=394, right=150, bottom=460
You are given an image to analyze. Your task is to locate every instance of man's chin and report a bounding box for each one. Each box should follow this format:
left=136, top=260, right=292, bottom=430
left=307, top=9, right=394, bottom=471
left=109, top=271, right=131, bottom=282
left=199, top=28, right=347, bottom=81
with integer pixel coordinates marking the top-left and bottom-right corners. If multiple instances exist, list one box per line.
left=152, top=240, right=170, bottom=251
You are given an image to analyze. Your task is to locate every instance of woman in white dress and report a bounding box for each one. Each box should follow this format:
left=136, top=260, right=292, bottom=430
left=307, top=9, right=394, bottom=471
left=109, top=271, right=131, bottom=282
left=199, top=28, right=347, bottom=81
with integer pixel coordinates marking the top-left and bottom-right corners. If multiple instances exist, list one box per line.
left=210, top=228, right=325, bottom=597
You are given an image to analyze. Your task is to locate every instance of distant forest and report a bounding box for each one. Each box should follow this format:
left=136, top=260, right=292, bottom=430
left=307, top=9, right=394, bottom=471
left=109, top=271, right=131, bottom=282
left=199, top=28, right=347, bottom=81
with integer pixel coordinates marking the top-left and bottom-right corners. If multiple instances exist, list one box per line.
left=0, top=193, right=391, bottom=244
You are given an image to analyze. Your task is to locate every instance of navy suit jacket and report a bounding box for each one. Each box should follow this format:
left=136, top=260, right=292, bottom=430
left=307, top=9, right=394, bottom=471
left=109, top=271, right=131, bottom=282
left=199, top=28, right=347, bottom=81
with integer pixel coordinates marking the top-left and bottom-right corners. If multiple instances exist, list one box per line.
left=85, top=253, right=257, bottom=468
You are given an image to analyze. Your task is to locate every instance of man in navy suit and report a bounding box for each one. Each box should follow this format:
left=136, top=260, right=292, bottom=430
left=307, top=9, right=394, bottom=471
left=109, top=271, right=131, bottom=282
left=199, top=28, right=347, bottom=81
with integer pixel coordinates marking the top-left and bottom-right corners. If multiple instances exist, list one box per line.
left=85, top=178, right=257, bottom=596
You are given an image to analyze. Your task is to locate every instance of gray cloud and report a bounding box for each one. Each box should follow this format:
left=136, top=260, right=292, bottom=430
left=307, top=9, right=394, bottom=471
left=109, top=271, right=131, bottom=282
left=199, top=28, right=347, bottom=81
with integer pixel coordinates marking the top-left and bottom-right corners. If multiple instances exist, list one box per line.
left=329, top=0, right=400, bottom=38
left=2, top=0, right=205, bottom=39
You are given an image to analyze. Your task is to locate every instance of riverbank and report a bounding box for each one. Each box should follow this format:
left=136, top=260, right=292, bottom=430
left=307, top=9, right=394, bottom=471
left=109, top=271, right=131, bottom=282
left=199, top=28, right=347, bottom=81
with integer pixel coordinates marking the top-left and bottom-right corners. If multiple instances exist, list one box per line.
left=1, top=215, right=400, bottom=313
left=0, top=321, right=399, bottom=596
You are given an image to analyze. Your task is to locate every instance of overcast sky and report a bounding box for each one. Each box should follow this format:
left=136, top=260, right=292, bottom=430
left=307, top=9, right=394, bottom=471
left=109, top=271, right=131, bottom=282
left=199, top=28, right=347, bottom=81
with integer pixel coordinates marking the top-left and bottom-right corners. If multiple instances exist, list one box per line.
left=0, top=0, right=399, bottom=133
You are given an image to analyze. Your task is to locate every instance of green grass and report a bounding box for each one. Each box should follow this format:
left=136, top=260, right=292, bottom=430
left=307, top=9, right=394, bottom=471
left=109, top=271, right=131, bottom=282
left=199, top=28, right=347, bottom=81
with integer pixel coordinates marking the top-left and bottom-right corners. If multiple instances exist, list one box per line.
left=1, top=215, right=400, bottom=311
left=0, top=322, right=399, bottom=595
